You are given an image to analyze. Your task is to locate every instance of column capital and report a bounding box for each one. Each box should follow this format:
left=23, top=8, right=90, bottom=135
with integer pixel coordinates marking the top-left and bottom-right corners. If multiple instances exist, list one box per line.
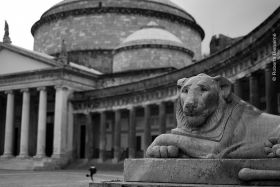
left=20, top=88, right=29, bottom=93
left=54, top=85, right=68, bottom=90
left=37, top=87, right=46, bottom=91
left=5, top=90, right=14, bottom=95
left=113, top=108, right=123, bottom=113
left=143, top=104, right=151, bottom=108
left=265, top=63, right=272, bottom=71
left=232, top=78, right=240, bottom=84
left=171, top=98, right=178, bottom=103
left=158, top=101, right=166, bottom=106
left=249, top=72, right=259, bottom=80
left=127, top=106, right=137, bottom=111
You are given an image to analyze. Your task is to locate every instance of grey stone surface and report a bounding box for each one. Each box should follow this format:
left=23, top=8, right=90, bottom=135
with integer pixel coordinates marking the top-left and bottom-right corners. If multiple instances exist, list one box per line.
left=124, top=159, right=280, bottom=185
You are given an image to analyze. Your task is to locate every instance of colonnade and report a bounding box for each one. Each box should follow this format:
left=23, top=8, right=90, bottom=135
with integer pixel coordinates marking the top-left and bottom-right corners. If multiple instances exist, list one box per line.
left=0, top=86, right=70, bottom=159
left=233, top=65, right=278, bottom=114
left=84, top=101, right=177, bottom=163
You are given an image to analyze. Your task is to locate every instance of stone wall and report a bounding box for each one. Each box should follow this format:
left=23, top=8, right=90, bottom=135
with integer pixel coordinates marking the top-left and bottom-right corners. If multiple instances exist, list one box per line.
left=113, top=48, right=193, bottom=72
left=98, top=68, right=174, bottom=88
left=68, top=50, right=113, bottom=73
left=33, top=13, right=202, bottom=72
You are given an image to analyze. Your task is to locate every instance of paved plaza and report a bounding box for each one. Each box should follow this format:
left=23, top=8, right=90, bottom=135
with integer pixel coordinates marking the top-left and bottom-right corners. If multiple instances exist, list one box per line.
left=0, top=170, right=123, bottom=187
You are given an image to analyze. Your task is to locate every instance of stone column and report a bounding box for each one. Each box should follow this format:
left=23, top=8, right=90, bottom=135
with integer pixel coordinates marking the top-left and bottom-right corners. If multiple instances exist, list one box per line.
left=113, top=109, right=121, bottom=163
left=98, top=111, right=106, bottom=162
left=52, top=86, right=69, bottom=158
left=85, top=113, right=93, bottom=159
left=35, top=87, right=47, bottom=158
left=234, top=79, right=242, bottom=98
left=173, top=100, right=177, bottom=127
left=158, top=102, right=166, bottom=134
left=249, top=74, right=260, bottom=108
left=2, top=90, right=15, bottom=158
left=143, top=105, right=151, bottom=153
left=18, top=89, right=30, bottom=158
left=265, top=65, right=278, bottom=114
left=128, top=107, right=136, bottom=158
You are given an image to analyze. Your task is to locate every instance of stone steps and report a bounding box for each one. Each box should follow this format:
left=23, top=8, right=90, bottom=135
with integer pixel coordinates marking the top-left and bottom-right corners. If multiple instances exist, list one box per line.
left=0, top=157, right=67, bottom=170
left=66, top=159, right=124, bottom=172
left=0, top=158, right=35, bottom=170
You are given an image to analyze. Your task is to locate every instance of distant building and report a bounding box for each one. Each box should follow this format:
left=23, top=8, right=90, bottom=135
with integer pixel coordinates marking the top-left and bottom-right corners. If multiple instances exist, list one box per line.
left=210, top=34, right=242, bottom=54
left=0, top=0, right=279, bottom=170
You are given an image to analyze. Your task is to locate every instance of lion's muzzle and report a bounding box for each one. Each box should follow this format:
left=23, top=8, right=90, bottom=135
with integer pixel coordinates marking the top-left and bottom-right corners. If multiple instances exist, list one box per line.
left=183, top=98, right=199, bottom=116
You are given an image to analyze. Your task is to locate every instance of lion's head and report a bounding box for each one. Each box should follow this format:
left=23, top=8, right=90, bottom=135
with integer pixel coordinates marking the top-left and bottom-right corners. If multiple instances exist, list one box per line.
left=176, top=74, right=233, bottom=130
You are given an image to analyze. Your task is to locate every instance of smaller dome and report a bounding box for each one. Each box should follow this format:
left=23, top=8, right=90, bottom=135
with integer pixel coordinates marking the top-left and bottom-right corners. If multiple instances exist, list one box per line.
left=116, top=21, right=191, bottom=53
left=113, top=22, right=195, bottom=73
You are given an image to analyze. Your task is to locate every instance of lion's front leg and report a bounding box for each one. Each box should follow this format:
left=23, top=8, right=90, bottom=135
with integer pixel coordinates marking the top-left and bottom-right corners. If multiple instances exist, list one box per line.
left=146, top=133, right=218, bottom=158
left=146, top=134, right=179, bottom=158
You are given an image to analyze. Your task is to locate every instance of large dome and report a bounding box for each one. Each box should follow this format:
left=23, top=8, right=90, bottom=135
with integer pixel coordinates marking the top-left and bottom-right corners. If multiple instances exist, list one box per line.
left=52, top=0, right=184, bottom=11
left=39, top=0, right=197, bottom=23
left=31, top=0, right=204, bottom=73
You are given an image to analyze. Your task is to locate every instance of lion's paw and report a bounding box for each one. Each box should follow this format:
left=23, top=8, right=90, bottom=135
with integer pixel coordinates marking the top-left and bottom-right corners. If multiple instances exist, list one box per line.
left=147, top=145, right=179, bottom=158
left=264, top=137, right=280, bottom=158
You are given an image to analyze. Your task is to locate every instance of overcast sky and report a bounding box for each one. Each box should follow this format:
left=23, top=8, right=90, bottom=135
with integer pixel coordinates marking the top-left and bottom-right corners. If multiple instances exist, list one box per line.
left=0, top=0, right=279, bottom=55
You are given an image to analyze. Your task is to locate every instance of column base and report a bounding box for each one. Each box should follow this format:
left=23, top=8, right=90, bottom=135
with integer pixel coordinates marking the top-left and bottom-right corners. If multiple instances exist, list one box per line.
left=98, top=158, right=106, bottom=163
left=33, top=154, right=46, bottom=159
left=17, top=154, right=30, bottom=159
left=112, top=158, right=120, bottom=164
left=1, top=153, right=14, bottom=159
left=51, top=154, right=65, bottom=159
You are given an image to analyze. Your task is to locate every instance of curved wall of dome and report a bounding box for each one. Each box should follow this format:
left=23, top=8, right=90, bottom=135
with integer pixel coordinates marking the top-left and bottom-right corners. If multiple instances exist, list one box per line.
left=31, top=0, right=204, bottom=73
left=113, top=48, right=193, bottom=72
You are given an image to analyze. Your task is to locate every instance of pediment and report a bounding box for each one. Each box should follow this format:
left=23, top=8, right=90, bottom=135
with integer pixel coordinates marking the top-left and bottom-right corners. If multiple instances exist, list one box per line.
left=0, top=48, right=56, bottom=75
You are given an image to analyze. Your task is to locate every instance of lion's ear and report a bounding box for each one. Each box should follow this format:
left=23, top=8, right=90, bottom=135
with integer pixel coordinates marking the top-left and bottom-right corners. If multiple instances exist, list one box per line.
left=214, top=75, right=232, bottom=102
left=177, top=78, right=188, bottom=90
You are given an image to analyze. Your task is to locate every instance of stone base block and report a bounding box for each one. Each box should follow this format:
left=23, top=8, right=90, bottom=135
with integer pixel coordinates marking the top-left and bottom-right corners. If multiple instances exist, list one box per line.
left=124, top=159, right=280, bottom=186
left=89, top=181, right=280, bottom=187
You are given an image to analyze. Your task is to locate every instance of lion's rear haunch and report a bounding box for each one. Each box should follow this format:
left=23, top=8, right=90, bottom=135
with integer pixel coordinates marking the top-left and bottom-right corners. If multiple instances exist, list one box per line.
left=146, top=74, right=280, bottom=159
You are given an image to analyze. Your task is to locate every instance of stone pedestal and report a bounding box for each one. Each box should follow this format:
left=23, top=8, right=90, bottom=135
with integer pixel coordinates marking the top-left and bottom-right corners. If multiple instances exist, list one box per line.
left=124, top=159, right=280, bottom=186
left=89, top=159, right=280, bottom=187
left=90, top=182, right=280, bottom=187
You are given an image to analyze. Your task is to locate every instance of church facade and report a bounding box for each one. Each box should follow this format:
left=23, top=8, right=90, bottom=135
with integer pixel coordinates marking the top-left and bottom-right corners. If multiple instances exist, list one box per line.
left=0, top=0, right=279, bottom=170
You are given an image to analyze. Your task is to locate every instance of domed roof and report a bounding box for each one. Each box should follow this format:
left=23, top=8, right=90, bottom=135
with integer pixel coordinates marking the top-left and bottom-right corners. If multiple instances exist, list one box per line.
left=53, top=0, right=182, bottom=10
left=41, top=0, right=195, bottom=22
left=32, top=0, right=204, bottom=40
left=115, top=22, right=194, bottom=57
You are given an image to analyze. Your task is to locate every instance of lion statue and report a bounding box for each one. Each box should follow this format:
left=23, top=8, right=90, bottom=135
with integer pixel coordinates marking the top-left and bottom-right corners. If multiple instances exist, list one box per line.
left=146, top=73, right=280, bottom=159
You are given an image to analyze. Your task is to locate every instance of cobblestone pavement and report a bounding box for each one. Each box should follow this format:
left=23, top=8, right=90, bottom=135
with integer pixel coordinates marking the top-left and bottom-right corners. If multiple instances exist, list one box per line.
left=0, top=170, right=123, bottom=187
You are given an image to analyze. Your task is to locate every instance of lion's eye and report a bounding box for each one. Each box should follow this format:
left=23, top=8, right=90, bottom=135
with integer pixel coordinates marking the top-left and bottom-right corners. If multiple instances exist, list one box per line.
left=182, top=88, right=188, bottom=93
left=201, top=87, right=208, bottom=92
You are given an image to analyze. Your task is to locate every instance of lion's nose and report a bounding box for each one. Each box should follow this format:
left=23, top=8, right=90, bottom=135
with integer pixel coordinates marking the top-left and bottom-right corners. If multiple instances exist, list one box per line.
left=184, top=102, right=197, bottom=113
